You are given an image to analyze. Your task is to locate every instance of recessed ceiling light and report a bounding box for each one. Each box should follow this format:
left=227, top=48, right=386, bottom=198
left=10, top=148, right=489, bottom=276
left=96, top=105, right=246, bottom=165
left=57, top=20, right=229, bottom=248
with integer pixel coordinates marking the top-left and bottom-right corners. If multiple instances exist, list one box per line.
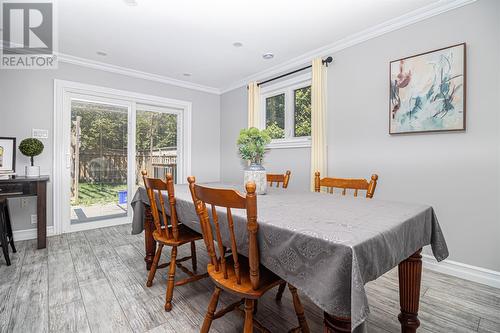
left=123, top=0, right=138, bottom=6
left=183, top=73, right=192, bottom=77
left=232, top=42, right=243, bottom=48
left=262, top=53, right=274, bottom=60
left=96, top=51, right=107, bottom=56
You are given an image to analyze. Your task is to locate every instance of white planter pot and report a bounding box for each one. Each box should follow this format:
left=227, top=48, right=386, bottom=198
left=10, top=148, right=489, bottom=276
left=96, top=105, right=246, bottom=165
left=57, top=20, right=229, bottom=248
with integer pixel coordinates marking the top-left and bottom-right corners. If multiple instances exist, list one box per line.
left=244, top=163, right=267, bottom=195
left=25, top=165, right=40, bottom=177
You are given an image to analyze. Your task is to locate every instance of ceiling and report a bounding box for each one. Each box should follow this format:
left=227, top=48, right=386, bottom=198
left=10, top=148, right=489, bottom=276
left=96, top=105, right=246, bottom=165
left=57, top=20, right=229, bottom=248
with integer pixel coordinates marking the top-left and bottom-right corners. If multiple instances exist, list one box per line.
left=58, top=0, right=453, bottom=92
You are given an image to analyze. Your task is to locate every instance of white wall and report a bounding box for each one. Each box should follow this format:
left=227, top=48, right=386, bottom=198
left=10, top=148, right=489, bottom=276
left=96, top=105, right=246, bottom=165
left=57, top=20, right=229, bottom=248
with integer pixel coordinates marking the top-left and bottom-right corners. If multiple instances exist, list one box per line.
left=220, top=0, right=500, bottom=271
left=0, top=62, right=221, bottom=231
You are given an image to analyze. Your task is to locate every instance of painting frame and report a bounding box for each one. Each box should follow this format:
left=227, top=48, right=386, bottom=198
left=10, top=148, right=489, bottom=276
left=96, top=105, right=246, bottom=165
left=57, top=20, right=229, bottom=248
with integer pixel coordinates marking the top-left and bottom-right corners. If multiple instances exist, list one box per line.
left=0, top=137, right=16, bottom=174
left=389, top=43, right=466, bottom=135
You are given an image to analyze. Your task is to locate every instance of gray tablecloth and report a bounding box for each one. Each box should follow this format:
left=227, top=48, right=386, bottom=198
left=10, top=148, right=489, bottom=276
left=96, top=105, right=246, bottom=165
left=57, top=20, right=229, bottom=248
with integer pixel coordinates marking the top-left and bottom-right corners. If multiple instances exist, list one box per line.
left=131, top=184, right=448, bottom=331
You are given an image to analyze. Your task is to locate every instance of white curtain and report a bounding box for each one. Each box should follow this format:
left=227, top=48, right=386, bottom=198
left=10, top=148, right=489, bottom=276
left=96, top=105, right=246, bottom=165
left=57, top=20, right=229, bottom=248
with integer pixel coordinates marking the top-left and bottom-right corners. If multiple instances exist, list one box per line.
left=310, top=57, right=328, bottom=191
left=247, top=82, right=260, bottom=128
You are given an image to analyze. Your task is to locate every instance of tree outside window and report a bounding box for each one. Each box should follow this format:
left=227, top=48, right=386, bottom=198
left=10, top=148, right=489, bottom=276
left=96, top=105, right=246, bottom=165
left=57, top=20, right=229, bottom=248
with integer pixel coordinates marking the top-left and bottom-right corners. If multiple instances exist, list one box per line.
left=265, top=93, right=285, bottom=139
left=294, top=86, right=311, bottom=137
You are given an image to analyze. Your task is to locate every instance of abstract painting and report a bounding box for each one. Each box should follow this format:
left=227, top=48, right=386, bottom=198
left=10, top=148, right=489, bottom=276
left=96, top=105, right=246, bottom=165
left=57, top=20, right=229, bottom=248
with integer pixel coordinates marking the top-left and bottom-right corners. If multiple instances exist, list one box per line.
left=390, top=43, right=466, bottom=134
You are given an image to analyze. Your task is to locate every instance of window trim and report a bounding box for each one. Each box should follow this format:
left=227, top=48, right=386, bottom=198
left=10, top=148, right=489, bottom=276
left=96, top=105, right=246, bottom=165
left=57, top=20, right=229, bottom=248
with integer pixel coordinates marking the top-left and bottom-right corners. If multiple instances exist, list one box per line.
left=260, top=73, right=312, bottom=149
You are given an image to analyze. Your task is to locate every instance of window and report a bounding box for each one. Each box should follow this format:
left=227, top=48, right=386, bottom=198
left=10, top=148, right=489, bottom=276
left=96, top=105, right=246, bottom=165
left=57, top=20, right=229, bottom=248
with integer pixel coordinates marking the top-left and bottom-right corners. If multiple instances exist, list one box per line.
left=261, top=74, right=311, bottom=148
left=265, top=93, right=285, bottom=139
left=294, top=86, right=311, bottom=137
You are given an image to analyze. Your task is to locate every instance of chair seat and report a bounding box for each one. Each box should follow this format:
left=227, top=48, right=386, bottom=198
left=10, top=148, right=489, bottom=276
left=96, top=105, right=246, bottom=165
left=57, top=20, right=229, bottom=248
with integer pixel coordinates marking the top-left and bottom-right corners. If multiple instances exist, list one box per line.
left=208, top=254, right=283, bottom=299
left=153, top=223, right=203, bottom=246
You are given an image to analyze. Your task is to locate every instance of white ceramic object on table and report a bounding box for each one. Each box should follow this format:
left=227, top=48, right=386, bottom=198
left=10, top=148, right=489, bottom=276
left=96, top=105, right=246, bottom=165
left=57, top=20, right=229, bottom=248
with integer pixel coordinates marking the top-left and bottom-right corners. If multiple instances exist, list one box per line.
left=243, top=163, right=267, bottom=195
left=25, top=165, right=40, bottom=177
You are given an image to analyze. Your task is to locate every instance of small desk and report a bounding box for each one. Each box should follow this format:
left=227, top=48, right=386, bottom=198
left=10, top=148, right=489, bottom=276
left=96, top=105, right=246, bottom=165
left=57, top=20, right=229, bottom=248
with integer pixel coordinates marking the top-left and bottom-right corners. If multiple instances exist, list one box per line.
left=0, top=175, right=49, bottom=249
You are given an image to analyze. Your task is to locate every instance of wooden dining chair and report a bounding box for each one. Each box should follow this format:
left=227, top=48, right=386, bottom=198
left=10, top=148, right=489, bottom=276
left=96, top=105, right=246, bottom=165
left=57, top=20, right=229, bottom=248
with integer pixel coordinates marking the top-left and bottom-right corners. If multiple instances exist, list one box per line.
left=314, top=171, right=379, bottom=198
left=0, top=198, right=16, bottom=266
left=188, top=177, right=310, bottom=333
left=275, top=172, right=379, bottom=302
left=142, top=171, right=208, bottom=311
left=266, top=170, right=291, bottom=188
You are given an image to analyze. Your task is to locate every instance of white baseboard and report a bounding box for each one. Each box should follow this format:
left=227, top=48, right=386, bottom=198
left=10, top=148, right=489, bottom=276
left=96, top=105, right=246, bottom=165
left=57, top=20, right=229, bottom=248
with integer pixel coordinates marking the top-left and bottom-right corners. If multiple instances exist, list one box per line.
left=422, top=254, right=500, bottom=289
left=13, top=226, right=55, bottom=241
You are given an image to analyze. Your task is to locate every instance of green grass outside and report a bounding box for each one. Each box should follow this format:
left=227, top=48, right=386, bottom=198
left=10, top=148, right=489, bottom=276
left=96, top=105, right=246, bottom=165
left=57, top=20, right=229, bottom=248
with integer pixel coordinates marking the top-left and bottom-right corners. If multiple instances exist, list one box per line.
left=71, top=182, right=127, bottom=206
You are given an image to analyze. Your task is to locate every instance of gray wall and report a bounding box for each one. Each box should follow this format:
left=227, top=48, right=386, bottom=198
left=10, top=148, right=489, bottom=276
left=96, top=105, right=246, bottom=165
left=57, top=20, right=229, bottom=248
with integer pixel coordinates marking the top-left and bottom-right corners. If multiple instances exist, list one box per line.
left=220, top=0, right=500, bottom=271
left=0, top=62, right=221, bottom=231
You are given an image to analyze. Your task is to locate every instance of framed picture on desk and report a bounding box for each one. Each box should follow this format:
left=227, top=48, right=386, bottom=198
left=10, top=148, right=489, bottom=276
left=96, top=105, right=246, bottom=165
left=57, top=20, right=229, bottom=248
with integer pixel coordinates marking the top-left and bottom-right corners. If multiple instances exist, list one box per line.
left=0, top=137, right=16, bottom=175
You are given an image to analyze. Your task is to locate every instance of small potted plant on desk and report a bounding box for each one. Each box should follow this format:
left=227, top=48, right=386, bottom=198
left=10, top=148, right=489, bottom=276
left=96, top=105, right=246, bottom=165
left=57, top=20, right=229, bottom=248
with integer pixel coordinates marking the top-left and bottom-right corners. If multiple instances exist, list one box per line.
left=236, top=127, right=271, bottom=195
left=19, top=138, right=44, bottom=177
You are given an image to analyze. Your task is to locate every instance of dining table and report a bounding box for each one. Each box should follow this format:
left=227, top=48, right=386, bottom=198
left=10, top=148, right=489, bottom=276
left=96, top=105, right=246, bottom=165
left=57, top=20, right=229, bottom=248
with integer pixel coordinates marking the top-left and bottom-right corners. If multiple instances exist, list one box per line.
left=131, top=183, right=448, bottom=333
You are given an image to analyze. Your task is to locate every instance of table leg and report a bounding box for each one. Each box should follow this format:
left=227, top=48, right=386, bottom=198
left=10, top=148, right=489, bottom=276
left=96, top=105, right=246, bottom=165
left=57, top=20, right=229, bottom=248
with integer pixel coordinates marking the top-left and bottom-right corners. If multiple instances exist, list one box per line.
left=143, top=204, right=156, bottom=270
left=36, top=181, right=47, bottom=249
left=323, top=249, right=423, bottom=333
left=323, top=312, right=351, bottom=333
left=398, top=248, right=423, bottom=333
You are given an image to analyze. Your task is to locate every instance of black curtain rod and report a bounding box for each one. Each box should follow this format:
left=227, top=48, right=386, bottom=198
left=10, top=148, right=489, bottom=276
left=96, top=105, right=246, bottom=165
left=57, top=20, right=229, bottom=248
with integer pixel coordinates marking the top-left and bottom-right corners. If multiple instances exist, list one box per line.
left=256, top=56, right=333, bottom=87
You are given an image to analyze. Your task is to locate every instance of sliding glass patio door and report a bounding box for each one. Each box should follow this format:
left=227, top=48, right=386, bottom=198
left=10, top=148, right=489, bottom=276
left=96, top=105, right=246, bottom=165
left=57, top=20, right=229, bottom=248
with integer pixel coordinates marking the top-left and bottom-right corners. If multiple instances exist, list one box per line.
left=63, top=94, right=133, bottom=232
left=60, top=94, right=183, bottom=233
left=69, top=98, right=130, bottom=226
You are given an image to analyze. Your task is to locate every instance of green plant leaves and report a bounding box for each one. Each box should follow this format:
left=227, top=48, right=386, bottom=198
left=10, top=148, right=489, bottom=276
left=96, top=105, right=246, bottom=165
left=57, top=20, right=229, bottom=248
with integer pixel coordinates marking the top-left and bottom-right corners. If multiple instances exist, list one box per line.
left=236, top=127, right=271, bottom=164
left=19, top=138, right=44, bottom=157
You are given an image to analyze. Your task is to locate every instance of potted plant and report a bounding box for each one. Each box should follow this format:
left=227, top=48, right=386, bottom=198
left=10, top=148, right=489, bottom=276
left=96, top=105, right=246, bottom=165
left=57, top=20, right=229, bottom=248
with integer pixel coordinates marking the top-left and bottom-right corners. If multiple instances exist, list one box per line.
left=237, top=127, right=271, bottom=194
left=19, top=138, right=44, bottom=177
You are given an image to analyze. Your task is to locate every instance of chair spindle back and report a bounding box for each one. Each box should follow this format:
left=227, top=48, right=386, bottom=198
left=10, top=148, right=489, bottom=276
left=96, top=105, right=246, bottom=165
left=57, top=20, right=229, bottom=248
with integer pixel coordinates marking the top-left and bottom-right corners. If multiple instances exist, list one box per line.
left=314, top=171, right=378, bottom=198
left=188, top=177, right=260, bottom=290
left=266, top=170, right=291, bottom=188
left=142, top=171, right=180, bottom=241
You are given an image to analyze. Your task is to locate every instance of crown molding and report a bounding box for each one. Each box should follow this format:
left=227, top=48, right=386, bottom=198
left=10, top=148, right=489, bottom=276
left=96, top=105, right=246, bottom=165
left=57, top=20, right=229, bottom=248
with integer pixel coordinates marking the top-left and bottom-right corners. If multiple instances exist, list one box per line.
left=1, top=0, right=475, bottom=96
left=56, top=53, right=221, bottom=94
left=0, top=41, right=220, bottom=94
left=219, top=0, right=477, bottom=94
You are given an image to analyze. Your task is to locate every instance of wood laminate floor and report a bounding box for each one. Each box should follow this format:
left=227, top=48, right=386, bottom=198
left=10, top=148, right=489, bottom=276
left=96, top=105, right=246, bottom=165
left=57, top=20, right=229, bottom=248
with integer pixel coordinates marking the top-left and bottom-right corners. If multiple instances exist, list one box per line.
left=0, top=224, right=499, bottom=333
